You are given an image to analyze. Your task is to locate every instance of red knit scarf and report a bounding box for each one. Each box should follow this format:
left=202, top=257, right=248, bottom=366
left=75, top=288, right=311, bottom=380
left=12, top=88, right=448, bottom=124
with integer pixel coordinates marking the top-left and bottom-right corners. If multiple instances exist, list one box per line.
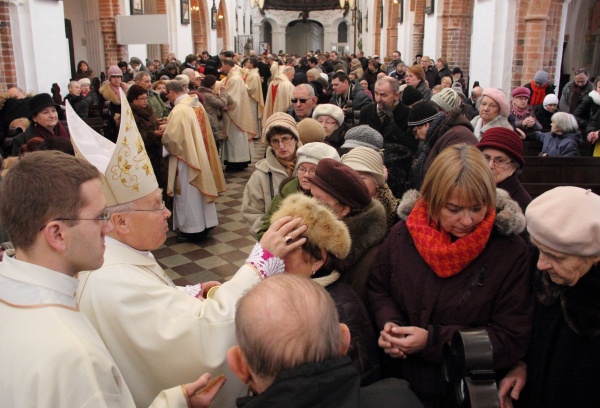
left=529, top=81, right=548, bottom=106
left=406, top=199, right=496, bottom=278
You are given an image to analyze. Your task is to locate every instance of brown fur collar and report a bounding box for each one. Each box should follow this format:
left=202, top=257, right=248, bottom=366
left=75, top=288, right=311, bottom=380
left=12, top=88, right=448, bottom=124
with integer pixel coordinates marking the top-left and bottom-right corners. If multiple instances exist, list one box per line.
left=537, top=265, right=600, bottom=338
left=343, top=199, right=387, bottom=267
left=397, top=188, right=526, bottom=236
left=99, top=81, right=123, bottom=105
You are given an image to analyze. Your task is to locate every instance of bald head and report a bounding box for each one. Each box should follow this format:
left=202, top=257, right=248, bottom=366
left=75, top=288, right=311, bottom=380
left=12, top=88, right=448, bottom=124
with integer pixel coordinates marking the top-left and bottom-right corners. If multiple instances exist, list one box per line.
left=8, top=87, right=26, bottom=99
left=472, top=86, right=483, bottom=101
left=234, top=275, right=343, bottom=383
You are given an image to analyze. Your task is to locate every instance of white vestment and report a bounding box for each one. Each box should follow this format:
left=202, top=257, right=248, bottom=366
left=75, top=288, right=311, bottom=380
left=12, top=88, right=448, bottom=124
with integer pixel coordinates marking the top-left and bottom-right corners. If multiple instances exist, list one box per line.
left=0, top=252, right=187, bottom=408
left=173, top=160, right=218, bottom=233
left=77, top=240, right=260, bottom=407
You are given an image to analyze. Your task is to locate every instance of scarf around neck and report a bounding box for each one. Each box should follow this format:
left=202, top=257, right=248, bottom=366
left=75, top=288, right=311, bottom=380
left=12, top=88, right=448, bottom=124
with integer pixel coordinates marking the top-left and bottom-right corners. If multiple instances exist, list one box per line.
left=33, top=121, right=69, bottom=140
left=406, top=199, right=495, bottom=278
left=529, top=81, right=548, bottom=106
left=511, top=103, right=530, bottom=119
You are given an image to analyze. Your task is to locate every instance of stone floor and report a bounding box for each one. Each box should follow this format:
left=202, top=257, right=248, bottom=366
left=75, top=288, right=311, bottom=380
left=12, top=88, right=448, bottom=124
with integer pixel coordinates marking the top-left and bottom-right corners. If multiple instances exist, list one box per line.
left=153, top=141, right=265, bottom=286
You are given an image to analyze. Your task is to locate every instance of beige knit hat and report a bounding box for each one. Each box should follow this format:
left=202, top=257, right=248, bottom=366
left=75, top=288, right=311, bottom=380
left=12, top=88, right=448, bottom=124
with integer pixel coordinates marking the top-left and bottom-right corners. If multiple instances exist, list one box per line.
left=296, top=142, right=340, bottom=168
left=297, top=118, right=326, bottom=144
left=271, top=193, right=351, bottom=260
left=175, top=74, right=190, bottom=85
left=312, top=104, right=345, bottom=126
left=341, top=146, right=385, bottom=186
left=526, top=187, right=600, bottom=256
left=78, top=78, right=91, bottom=86
left=262, top=111, right=300, bottom=143
left=431, top=87, right=460, bottom=113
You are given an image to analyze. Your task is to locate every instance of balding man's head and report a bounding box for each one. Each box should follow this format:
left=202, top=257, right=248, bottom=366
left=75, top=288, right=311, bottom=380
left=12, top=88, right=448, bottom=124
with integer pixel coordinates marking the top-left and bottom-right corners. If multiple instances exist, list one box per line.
left=471, top=86, right=484, bottom=101
left=8, top=87, right=26, bottom=99
left=228, top=274, right=349, bottom=393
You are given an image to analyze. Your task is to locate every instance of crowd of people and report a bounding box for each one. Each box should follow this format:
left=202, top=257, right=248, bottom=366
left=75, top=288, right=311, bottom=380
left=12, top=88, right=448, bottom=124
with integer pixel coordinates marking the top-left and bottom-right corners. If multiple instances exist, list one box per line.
left=0, top=47, right=599, bottom=408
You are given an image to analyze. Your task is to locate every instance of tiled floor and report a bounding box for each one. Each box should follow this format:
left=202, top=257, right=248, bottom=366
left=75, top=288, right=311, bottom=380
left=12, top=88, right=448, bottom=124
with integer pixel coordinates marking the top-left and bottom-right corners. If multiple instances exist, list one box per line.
left=154, top=141, right=265, bottom=286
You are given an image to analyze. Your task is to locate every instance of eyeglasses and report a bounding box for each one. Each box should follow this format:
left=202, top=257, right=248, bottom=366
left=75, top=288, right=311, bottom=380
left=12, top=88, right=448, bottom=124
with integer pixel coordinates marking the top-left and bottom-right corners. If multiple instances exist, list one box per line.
left=483, top=154, right=512, bottom=168
left=125, top=201, right=167, bottom=213
left=137, top=95, right=148, bottom=101
left=291, top=98, right=309, bottom=104
left=270, top=136, right=295, bottom=148
left=39, top=211, right=110, bottom=231
left=297, top=167, right=315, bottom=176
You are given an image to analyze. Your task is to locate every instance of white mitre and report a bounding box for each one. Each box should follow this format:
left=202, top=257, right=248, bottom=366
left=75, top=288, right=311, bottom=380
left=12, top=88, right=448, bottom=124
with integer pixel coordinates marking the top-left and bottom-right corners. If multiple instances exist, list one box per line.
left=66, top=90, right=158, bottom=206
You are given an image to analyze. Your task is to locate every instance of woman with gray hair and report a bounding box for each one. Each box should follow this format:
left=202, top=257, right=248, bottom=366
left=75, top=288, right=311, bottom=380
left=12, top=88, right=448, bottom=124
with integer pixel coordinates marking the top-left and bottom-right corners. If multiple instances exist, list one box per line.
left=499, top=186, right=600, bottom=408
left=532, top=112, right=582, bottom=156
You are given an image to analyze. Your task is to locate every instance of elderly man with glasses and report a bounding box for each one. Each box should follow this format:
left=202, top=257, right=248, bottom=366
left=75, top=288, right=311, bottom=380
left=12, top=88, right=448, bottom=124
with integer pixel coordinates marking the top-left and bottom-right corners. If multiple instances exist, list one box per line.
left=69, top=92, right=307, bottom=408
left=288, top=84, right=318, bottom=122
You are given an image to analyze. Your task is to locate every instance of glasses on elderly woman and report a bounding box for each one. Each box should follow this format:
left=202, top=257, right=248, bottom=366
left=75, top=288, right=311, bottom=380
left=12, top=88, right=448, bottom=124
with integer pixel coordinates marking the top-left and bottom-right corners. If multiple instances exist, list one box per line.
left=270, top=135, right=295, bottom=148
left=483, top=154, right=512, bottom=168
left=297, top=166, right=315, bottom=176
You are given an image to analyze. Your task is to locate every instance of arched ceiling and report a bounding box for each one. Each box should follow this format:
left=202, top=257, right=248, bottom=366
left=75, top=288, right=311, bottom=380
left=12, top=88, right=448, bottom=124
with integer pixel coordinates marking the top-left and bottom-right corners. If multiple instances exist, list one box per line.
left=263, top=0, right=343, bottom=11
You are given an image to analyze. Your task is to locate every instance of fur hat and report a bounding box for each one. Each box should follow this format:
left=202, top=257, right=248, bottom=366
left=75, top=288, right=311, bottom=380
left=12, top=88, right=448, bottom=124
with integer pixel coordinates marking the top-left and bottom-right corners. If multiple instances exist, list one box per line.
left=401, top=85, right=423, bottom=106
left=263, top=112, right=300, bottom=143
left=28, top=93, right=60, bottom=116
left=341, top=146, right=385, bottom=186
left=341, top=125, right=384, bottom=150
left=477, top=127, right=525, bottom=168
left=482, top=88, right=510, bottom=117
left=78, top=78, right=91, bottom=86
left=312, top=104, right=344, bottom=126
left=107, top=65, right=123, bottom=77
left=308, top=158, right=371, bottom=211
left=297, top=118, right=326, bottom=144
left=534, top=70, right=549, bottom=84
left=296, top=142, right=340, bottom=168
left=543, top=94, right=559, bottom=107
left=526, top=187, right=600, bottom=256
left=270, top=193, right=351, bottom=260
left=407, top=101, right=438, bottom=127
left=431, top=88, right=460, bottom=113
left=511, top=86, right=531, bottom=99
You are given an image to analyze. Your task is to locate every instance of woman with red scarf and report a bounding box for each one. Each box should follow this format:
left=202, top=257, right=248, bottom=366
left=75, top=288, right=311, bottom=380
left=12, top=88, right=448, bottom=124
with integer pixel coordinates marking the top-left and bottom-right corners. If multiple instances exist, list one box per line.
left=368, top=144, right=534, bottom=408
left=11, top=93, right=69, bottom=156
left=524, top=70, right=555, bottom=107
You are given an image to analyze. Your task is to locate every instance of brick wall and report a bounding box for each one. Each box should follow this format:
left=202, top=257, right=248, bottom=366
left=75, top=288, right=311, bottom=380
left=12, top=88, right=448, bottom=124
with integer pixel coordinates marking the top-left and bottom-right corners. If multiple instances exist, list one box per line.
left=439, top=0, right=474, bottom=80
left=156, top=0, right=170, bottom=63
left=374, top=0, right=382, bottom=56
left=191, top=0, right=208, bottom=54
left=411, top=0, right=425, bottom=57
left=385, top=1, right=399, bottom=57
left=99, top=0, right=125, bottom=71
left=0, top=1, right=16, bottom=93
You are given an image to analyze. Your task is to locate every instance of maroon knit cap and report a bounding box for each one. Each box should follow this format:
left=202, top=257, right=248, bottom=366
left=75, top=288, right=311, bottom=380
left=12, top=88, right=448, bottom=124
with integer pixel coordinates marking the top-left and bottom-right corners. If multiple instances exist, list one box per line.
left=308, top=158, right=371, bottom=210
left=477, top=127, right=525, bottom=168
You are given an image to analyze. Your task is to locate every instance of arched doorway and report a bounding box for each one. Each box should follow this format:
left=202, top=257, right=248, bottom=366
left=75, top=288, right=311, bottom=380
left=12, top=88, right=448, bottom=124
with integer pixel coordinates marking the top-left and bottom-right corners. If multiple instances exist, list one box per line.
left=285, top=20, right=324, bottom=55
left=262, top=21, right=272, bottom=53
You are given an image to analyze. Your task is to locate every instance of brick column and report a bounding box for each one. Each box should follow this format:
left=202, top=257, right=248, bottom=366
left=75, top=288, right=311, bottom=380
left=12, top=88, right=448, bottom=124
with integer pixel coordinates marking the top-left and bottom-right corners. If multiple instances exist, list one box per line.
left=411, top=0, right=425, bottom=57
left=0, top=1, right=16, bottom=92
left=155, top=0, right=170, bottom=63
left=192, top=0, right=208, bottom=54
left=374, top=0, right=382, bottom=56
left=386, top=1, right=399, bottom=57
left=99, top=0, right=125, bottom=70
left=439, top=0, right=474, bottom=78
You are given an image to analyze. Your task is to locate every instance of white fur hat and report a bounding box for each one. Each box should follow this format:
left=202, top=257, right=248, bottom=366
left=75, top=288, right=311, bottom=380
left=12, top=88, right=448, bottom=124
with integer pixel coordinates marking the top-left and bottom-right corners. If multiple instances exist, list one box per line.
left=296, top=142, right=341, bottom=168
left=312, top=104, right=345, bottom=126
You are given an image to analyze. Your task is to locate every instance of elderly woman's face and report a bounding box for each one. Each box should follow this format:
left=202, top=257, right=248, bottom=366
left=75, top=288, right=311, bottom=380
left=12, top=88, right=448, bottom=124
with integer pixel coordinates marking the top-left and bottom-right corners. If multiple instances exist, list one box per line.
left=311, top=184, right=350, bottom=219
left=316, top=115, right=339, bottom=137
left=269, top=133, right=297, bottom=161
left=32, top=106, right=59, bottom=131
left=479, top=96, right=501, bottom=123
left=481, top=148, right=516, bottom=184
left=532, top=237, right=599, bottom=286
left=512, top=96, right=529, bottom=109
left=439, top=188, right=487, bottom=238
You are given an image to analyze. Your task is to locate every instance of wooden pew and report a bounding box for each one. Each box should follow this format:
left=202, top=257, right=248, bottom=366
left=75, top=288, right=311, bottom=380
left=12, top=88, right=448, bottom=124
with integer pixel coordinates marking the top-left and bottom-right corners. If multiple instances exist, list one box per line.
left=522, top=183, right=600, bottom=198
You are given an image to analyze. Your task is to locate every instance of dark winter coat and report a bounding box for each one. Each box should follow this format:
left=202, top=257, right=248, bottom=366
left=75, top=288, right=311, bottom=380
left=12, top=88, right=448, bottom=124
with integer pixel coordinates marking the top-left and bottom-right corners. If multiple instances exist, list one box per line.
left=533, top=105, right=555, bottom=132
left=64, top=94, right=89, bottom=119
left=535, top=130, right=582, bottom=157
left=422, top=107, right=477, bottom=174
left=368, top=190, right=533, bottom=404
left=324, top=123, right=348, bottom=156
left=324, top=278, right=380, bottom=385
left=359, top=101, right=416, bottom=152
left=587, top=108, right=600, bottom=135
left=497, top=172, right=531, bottom=213
left=559, top=80, right=594, bottom=113
left=521, top=266, right=600, bottom=408
left=343, top=199, right=388, bottom=306
left=235, top=356, right=424, bottom=408
left=130, top=104, right=166, bottom=190
left=424, top=67, right=439, bottom=89
left=416, top=80, right=433, bottom=101
left=330, top=84, right=372, bottom=127
left=573, top=92, right=600, bottom=130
